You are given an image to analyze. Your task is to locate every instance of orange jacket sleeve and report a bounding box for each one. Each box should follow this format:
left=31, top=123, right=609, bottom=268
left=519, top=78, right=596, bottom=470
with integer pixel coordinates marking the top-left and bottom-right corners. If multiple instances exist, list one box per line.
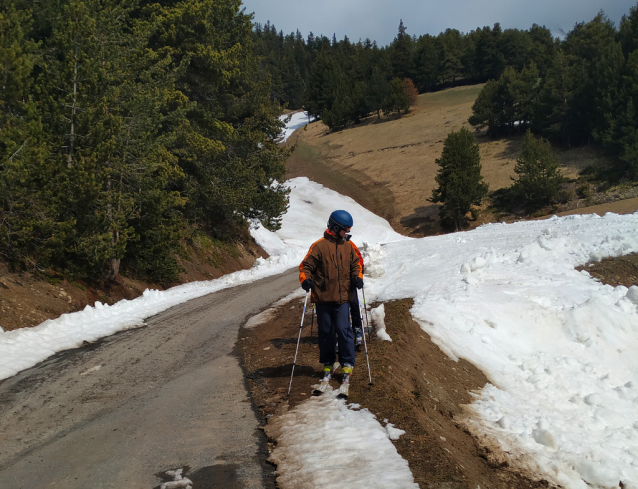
left=350, top=241, right=364, bottom=276
left=349, top=241, right=363, bottom=280
left=299, top=238, right=323, bottom=284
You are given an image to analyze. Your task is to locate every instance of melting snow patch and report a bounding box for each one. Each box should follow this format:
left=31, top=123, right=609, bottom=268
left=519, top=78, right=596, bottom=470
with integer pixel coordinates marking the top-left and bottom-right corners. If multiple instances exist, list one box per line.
left=80, top=365, right=101, bottom=376
left=267, top=388, right=418, bottom=489
left=370, top=304, right=391, bottom=342
left=160, top=468, right=192, bottom=489
left=385, top=422, right=405, bottom=440
left=278, top=112, right=317, bottom=143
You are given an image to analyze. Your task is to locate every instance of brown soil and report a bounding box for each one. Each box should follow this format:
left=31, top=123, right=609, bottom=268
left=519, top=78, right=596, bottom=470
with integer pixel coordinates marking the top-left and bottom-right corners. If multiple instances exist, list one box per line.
left=576, top=252, right=638, bottom=287
left=0, top=233, right=267, bottom=332
left=237, top=298, right=557, bottom=489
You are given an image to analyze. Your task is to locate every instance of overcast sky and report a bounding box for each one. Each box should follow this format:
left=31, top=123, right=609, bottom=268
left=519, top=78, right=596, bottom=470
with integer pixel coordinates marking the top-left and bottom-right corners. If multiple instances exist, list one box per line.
left=242, top=0, right=637, bottom=46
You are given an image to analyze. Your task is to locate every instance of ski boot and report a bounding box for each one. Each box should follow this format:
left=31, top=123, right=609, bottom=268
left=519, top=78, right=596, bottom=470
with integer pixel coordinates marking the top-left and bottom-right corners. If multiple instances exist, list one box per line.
left=332, top=361, right=341, bottom=374
left=314, top=362, right=340, bottom=395
left=338, top=364, right=353, bottom=398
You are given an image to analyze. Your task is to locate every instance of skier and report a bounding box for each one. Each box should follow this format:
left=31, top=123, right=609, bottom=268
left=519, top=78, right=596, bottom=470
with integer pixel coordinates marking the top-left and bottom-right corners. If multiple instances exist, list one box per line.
left=299, top=210, right=363, bottom=396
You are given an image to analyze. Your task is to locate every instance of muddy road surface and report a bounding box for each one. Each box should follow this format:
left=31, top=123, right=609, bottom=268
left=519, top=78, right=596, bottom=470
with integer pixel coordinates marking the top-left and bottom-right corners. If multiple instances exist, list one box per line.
left=0, top=269, right=299, bottom=488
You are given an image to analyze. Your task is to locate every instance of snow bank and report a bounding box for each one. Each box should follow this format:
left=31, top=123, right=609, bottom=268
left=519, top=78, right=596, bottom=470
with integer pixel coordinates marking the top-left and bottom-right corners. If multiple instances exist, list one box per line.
left=366, top=212, right=638, bottom=489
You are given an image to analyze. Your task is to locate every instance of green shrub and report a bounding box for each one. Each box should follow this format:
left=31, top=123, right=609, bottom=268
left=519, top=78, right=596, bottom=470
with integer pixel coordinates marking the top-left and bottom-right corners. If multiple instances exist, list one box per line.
left=511, top=130, right=564, bottom=209
left=576, top=184, right=592, bottom=198
left=429, top=128, right=489, bottom=230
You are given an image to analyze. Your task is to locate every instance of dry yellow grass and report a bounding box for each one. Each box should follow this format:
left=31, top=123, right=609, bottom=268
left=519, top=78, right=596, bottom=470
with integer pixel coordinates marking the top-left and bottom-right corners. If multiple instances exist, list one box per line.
left=286, top=84, right=618, bottom=236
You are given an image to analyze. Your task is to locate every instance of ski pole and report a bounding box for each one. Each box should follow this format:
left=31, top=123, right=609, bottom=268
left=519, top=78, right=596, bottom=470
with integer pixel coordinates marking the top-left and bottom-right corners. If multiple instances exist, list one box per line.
left=288, top=290, right=311, bottom=396
left=359, top=287, right=374, bottom=386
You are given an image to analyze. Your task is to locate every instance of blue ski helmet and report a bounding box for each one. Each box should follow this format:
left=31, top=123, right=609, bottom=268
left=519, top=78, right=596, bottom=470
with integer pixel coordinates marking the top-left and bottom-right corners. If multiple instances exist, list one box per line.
left=327, top=210, right=353, bottom=234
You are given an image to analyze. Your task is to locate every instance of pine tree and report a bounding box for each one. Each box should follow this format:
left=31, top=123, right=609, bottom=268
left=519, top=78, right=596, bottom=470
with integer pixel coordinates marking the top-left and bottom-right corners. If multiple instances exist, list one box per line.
left=365, top=67, right=388, bottom=119
left=142, top=0, right=290, bottom=234
left=535, top=50, right=577, bottom=145
left=439, top=28, right=464, bottom=83
left=619, top=4, right=638, bottom=57
left=2, top=0, right=290, bottom=283
left=304, top=49, right=338, bottom=119
left=527, top=24, right=555, bottom=77
left=382, top=77, right=409, bottom=115
left=413, top=34, right=439, bottom=91
left=516, top=61, right=540, bottom=128
left=500, top=28, right=533, bottom=72
left=0, top=3, right=59, bottom=269
left=474, top=23, right=505, bottom=81
left=512, top=130, right=564, bottom=207
left=468, top=80, right=499, bottom=135
left=429, top=128, right=488, bottom=230
left=390, top=20, right=413, bottom=80
left=495, top=66, right=519, bottom=135
left=321, top=68, right=354, bottom=130
left=598, top=50, right=638, bottom=179
left=563, top=13, right=621, bottom=145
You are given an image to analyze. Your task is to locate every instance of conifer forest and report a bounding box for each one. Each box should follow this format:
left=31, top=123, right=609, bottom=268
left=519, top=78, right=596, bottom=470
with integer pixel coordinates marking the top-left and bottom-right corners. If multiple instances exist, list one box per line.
left=1, top=0, right=290, bottom=283
left=2, top=0, right=638, bottom=284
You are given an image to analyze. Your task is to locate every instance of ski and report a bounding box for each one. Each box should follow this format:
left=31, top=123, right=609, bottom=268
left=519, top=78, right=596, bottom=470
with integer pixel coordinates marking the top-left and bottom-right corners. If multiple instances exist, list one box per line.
left=337, top=382, right=349, bottom=398
left=337, top=372, right=350, bottom=398
left=313, top=379, right=331, bottom=395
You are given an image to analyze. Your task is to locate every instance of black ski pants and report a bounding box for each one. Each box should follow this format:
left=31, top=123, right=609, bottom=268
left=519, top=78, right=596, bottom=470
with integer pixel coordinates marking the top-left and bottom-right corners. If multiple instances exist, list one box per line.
left=316, top=302, right=355, bottom=367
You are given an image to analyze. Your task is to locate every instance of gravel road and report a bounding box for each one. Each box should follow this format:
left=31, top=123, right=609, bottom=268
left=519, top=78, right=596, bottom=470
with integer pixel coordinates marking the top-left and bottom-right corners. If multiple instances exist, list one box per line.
left=0, top=269, right=299, bottom=488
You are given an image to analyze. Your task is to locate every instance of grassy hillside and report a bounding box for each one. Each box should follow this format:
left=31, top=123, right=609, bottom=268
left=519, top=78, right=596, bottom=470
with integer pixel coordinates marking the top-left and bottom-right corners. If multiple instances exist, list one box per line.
left=286, top=85, right=637, bottom=236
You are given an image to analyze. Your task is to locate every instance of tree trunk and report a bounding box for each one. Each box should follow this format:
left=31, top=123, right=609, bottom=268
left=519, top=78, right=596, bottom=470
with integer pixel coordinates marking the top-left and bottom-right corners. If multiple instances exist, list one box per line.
left=67, top=45, right=78, bottom=168
left=106, top=176, right=120, bottom=282
left=107, top=258, right=120, bottom=282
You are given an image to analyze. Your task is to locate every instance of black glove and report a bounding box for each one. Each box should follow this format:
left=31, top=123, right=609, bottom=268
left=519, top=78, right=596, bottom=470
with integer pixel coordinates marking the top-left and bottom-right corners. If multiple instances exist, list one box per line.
left=301, top=279, right=313, bottom=292
left=352, top=277, right=364, bottom=289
